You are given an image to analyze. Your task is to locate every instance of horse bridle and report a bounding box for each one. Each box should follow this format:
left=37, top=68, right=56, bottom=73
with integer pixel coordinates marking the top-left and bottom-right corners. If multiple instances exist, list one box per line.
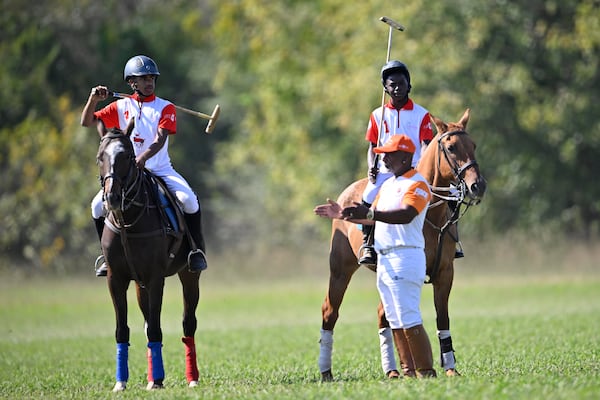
left=99, top=133, right=147, bottom=229
left=425, top=130, right=480, bottom=284
left=98, top=132, right=151, bottom=287
left=430, top=130, right=480, bottom=209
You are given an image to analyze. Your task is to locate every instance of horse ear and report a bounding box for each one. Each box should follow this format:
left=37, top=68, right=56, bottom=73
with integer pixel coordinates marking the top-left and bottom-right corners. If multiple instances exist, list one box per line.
left=458, top=108, right=470, bottom=129
left=430, top=114, right=448, bottom=134
left=125, top=118, right=135, bottom=137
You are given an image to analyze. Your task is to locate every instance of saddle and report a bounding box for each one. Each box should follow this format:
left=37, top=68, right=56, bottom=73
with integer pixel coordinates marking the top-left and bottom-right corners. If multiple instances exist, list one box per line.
left=145, top=171, right=186, bottom=263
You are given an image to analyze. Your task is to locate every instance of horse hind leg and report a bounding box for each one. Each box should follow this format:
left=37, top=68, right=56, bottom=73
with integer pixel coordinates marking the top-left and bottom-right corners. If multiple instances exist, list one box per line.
left=179, top=270, right=200, bottom=386
left=320, top=259, right=358, bottom=382
left=377, top=303, right=400, bottom=378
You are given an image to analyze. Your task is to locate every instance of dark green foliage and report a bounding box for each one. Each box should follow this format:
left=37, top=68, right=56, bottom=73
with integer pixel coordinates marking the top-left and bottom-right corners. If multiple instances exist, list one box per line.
left=1, top=0, right=599, bottom=270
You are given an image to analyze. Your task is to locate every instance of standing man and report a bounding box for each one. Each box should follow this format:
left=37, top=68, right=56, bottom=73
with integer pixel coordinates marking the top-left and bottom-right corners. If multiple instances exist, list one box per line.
left=315, top=135, right=437, bottom=378
left=359, top=60, right=434, bottom=266
left=81, top=55, right=208, bottom=276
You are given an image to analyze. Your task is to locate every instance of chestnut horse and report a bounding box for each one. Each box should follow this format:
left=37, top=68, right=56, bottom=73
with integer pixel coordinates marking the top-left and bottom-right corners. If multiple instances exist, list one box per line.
left=97, top=121, right=202, bottom=391
left=318, top=109, right=486, bottom=380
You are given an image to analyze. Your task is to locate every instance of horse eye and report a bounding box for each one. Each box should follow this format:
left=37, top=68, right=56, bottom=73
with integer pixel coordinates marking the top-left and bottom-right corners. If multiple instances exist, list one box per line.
left=447, top=144, right=455, bottom=152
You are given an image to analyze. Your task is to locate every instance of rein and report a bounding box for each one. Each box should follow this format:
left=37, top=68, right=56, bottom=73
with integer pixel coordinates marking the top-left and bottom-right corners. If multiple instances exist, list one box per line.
left=99, top=133, right=163, bottom=288
left=425, top=130, right=479, bottom=284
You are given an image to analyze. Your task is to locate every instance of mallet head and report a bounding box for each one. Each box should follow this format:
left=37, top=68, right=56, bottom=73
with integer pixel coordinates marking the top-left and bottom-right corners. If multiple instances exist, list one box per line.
left=380, top=16, right=405, bottom=31
left=205, top=104, right=221, bottom=134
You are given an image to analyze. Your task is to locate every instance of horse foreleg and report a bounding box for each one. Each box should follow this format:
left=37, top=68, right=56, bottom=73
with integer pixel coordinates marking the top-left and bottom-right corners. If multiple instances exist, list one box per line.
left=179, top=270, right=200, bottom=386
left=107, top=275, right=131, bottom=391
left=433, top=265, right=460, bottom=376
left=320, top=264, right=357, bottom=381
left=142, top=279, right=166, bottom=389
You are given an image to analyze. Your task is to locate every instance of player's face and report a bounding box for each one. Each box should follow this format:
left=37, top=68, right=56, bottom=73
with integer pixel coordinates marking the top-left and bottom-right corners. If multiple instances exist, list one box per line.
left=384, top=73, right=410, bottom=100
left=383, top=151, right=412, bottom=175
left=129, top=75, right=156, bottom=97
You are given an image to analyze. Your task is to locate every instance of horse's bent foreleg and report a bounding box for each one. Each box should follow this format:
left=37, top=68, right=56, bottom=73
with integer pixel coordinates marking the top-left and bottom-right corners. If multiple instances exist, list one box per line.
left=179, top=270, right=200, bottom=386
left=433, top=264, right=460, bottom=376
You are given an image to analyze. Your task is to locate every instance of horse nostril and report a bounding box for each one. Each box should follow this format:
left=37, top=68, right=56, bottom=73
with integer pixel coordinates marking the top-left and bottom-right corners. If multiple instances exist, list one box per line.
left=470, top=179, right=487, bottom=197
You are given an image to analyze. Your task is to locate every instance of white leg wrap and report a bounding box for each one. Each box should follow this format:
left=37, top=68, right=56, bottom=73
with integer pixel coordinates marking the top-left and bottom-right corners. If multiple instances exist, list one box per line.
left=318, top=329, right=334, bottom=373
left=379, top=327, right=397, bottom=374
left=441, top=351, right=456, bottom=370
left=437, top=330, right=456, bottom=370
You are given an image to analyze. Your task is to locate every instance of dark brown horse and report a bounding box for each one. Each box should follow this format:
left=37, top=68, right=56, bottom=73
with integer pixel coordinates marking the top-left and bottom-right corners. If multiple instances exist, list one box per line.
left=97, top=121, right=202, bottom=391
left=318, top=109, right=486, bottom=380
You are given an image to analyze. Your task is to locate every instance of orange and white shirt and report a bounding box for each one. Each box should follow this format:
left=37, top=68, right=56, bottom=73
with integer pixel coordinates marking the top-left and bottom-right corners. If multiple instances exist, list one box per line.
left=374, top=169, right=432, bottom=251
left=94, top=93, right=177, bottom=173
left=365, top=99, right=433, bottom=169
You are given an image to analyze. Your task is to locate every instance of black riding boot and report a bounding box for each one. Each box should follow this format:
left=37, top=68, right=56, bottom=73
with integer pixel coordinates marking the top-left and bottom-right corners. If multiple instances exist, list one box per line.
left=358, top=202, right=377, bottom=266
left=93, top=217, right=108, bottom=277
left=447, top=201, right=464, bottom=258
left=184, top=210, right=208, bottom=272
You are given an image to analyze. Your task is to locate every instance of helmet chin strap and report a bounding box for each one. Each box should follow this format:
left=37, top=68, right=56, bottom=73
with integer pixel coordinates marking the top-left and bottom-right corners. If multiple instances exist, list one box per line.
left=131, top=82, right=144, bottom=96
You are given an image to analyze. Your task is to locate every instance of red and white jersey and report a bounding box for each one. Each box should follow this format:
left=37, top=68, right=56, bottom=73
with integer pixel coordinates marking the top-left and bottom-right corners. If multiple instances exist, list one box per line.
left=373, top=169, right=432, bottom=251
left=94, top=93, right=177, bottom=172
left=365, top=99, right=433, bottom=169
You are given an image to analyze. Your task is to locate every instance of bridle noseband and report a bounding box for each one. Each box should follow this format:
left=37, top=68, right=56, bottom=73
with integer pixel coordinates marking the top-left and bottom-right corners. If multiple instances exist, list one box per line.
left=98, top=133, right=146, bottom=228
left=430, top=130, right=480, bottom=208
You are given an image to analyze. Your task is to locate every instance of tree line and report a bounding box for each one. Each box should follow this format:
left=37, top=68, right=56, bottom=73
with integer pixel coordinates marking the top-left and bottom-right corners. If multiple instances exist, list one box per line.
left=1, top=0, right=598, bottom=271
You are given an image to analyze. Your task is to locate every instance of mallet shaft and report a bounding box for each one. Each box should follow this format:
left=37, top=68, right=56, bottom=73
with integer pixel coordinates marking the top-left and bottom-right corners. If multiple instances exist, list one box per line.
left=109, top=91, right=212, bottom=120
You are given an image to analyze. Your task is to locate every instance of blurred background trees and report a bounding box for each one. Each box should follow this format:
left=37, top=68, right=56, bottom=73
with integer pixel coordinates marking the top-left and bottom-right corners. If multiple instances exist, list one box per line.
left=1, top=0, right=598, bottom=271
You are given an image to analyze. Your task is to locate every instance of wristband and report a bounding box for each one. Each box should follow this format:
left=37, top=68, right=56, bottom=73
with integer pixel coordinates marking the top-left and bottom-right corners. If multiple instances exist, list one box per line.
left=366, top=209, right=375, bottom=220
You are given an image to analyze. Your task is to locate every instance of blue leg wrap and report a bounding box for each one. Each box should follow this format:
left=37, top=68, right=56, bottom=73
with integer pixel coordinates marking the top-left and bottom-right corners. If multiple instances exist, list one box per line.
left=148, top=341, right=165, bottom=381
left=116, top=342, right=129, bottom=382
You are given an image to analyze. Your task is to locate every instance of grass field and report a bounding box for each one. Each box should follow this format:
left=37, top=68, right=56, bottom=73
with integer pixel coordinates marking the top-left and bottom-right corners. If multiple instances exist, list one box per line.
left=1, top=241, right=599, bottom=399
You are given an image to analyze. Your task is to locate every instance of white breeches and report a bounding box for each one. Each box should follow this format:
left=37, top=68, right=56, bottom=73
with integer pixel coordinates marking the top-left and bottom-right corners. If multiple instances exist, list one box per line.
left=376, top=248, right=426, bottom=329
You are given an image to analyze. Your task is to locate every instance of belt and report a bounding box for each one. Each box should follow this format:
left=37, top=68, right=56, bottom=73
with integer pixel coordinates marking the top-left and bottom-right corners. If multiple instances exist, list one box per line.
left=378, top=245, right=420, bottom=255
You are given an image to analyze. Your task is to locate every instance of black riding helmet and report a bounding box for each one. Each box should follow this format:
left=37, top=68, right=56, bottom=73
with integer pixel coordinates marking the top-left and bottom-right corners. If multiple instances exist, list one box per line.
left=123, top=55, right=160, bottom=82
left=381, top=60, right=411, bottom=91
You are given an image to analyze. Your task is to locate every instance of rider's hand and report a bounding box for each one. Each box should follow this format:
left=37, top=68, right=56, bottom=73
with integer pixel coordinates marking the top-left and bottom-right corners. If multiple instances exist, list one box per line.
left=368, top=166, right=379, bottom=183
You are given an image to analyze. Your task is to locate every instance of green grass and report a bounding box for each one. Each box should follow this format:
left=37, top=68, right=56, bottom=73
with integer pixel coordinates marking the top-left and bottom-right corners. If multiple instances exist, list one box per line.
left=1, top=260, right=599, bottom=399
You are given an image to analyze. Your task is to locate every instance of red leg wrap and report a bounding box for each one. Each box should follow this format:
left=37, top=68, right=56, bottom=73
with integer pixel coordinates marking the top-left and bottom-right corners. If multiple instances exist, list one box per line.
left=182, top=336, right=199, bottom=382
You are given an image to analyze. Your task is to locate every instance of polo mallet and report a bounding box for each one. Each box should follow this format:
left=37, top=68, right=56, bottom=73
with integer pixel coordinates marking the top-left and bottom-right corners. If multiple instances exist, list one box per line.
left=106, top=91, right=221, bottom=134
left=377, top=16, right=405, bottom=147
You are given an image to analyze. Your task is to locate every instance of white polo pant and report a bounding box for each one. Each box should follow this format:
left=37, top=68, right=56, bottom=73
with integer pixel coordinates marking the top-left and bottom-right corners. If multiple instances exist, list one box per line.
left=376, top=247, right=426, bottom=329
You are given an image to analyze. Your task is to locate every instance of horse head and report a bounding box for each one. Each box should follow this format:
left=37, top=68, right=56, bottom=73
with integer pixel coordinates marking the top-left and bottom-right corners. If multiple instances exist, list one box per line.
left=424, top=109, right=486, bottom=203
left=97, top=119, right=138, bottom=213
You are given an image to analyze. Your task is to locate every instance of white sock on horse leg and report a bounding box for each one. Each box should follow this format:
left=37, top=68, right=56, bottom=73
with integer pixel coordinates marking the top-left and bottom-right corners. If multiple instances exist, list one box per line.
left=379, top=327, right=397, bottom=374
left=437, top=329, right=451, bottom=340
left=437, top=330, right=456, bottom=370
left=318, top=329, right=334, bottom=373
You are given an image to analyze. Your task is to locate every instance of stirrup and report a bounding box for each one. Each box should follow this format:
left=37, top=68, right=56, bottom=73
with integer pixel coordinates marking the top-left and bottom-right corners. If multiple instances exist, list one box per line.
left=187, top=248, right=208, bottom=272
left=358, top=244, right=377, bottom=266
left=94, top=254, right=108, bottom=277
left=455, top=241, right=465, bottom=259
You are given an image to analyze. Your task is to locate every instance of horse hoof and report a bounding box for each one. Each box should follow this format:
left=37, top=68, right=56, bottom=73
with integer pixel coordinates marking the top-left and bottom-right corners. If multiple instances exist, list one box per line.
left=321, top=370, right=334, bottom=382
left=445, top=368, right=461, bottom=377
left=189, top=380, right=199, bottom=388
left=387, top=370, right=400, bottom=379
left=112, top=381, right=127, bottom=392
left=146, top=381, right=164, bottom=390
